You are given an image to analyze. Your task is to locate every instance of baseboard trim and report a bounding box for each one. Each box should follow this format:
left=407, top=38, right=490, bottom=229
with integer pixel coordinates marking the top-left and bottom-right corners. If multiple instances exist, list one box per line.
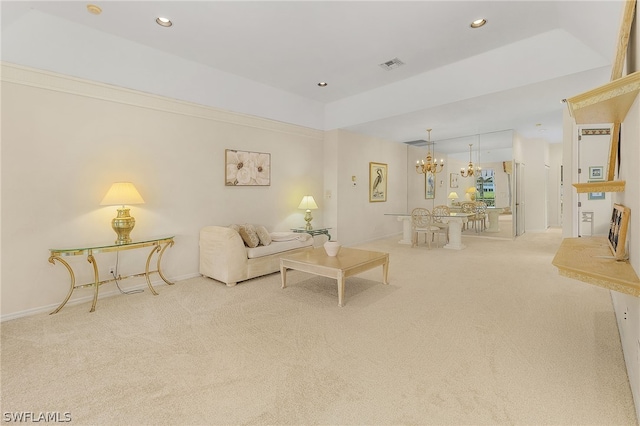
left=0, top=273, right=200, bottom=322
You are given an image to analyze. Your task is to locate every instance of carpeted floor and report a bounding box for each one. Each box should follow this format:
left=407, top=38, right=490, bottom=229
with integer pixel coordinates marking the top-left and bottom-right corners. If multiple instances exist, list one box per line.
left=1, top=228, right=637, bottom=425
left=460, top=214, right=514, bottom=240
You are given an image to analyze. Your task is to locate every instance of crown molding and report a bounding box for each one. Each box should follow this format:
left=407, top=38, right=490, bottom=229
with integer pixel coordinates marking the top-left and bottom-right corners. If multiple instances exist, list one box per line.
left=1, top=62, right=323, bottom=141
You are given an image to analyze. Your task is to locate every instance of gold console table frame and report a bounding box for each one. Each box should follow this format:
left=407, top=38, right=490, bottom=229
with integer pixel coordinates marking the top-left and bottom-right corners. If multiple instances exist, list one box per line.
left=48, top=236, right=175, bottom=314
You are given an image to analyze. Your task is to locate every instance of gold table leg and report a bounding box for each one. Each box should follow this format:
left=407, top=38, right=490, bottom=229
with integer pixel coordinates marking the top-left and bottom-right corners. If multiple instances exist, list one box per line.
left=144, top=240, right=175, bottom=294
left=48, top=256, right=75, bottom=315
left=88, top=254, right=99, bottom=312
left=156, top=240, right=175, bottom=285
left=145, top=246, right=160, bottom=295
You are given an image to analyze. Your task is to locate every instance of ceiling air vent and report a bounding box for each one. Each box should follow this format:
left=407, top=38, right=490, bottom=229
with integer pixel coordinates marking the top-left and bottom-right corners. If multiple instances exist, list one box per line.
left=379, top=57, right=405, bottom=71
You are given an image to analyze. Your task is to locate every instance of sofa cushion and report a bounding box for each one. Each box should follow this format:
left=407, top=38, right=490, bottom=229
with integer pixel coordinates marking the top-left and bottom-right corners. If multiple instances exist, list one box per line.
left=270, top=232, right=310, bottom=242
left=238, top=224, right=260, bottom=248
left=245, top=236, right=314, bottom=259
left=255, top=225, right=272, bottom=246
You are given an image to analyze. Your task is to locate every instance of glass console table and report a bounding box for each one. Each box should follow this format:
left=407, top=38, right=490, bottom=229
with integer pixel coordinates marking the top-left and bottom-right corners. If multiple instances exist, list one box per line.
left=291, top=227, right=332, bottom=240
left=48, top=236, right=174, bottom=314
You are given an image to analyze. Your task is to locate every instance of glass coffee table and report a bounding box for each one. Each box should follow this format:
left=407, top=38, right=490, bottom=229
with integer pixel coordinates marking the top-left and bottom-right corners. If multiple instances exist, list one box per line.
left=280, top=247, right=389, bottom=306
left=291, top=227, right=332, bottom=240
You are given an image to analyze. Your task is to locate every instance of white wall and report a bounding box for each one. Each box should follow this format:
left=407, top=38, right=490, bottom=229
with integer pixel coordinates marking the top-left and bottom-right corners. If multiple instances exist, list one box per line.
left=514, top=134, right=550, bottom=232
left=610, top=94, right=640, bottom=422
left=560, top=8, right=640, bottom=417
left=332, top=129, right=408, bottom=246
left=323, top=130, right=339, bottom=239
left=561, top=107, right=579, bottom=238
left=548, top=144, right=563, bottom=227
left=1, top=64, right=325, bottom=318
left=612, top=8, right=640, bottom=420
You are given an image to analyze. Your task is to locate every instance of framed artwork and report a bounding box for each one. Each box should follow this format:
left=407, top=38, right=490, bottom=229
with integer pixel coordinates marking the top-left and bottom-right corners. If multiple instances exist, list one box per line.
left=449, top=173, right=459, bottom=188
left=225, top=149, right=271, bottom=186
left=608, top=203, right=630, bottom=259
left=588, top=191, right=605, bottom=200
left=425, top=171, right=435, bottom=199
left=369, top=162, right=387, bottom=202
left=588, top=166, right=604, bottom=181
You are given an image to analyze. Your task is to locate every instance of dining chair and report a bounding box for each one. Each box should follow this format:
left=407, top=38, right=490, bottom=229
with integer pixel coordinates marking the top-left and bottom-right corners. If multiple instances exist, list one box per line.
left=411, top=208, right=445, bottom=248
left=460, top=202, right=476, bottom=231
left=432, top=205, right=450, bottom=243
left=474, top=201, right=488, bottom=231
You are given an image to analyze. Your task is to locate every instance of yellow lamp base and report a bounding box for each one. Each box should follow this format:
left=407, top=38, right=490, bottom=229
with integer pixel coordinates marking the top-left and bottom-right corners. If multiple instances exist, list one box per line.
left=112, top=207, right=136, bottom=245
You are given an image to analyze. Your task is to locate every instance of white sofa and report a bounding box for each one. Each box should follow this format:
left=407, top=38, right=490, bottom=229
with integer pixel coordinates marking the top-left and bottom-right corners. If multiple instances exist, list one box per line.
left=199, top=226, right=314, bottom=287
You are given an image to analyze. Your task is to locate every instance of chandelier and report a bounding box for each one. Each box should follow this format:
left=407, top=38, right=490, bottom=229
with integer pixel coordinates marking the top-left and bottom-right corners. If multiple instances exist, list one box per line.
left=460, top=143, right=481, bottom=177
left=415, top=129, right=444, bottom=174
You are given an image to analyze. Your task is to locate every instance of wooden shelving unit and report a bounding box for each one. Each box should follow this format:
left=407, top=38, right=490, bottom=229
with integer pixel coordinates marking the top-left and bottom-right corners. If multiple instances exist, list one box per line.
left=553, top=2, right=638, bottom=297
left=565, top=71, right=640, bottom=191
left=572, top=180, right=626, bottom=193
left=552, top=237, right=640, bottom=297
left=565, top=70, right=640, bottom=124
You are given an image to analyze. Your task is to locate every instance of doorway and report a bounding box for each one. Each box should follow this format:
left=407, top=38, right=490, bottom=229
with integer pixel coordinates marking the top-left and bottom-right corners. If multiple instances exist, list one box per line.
left=577, top=128, right=613, bottom=237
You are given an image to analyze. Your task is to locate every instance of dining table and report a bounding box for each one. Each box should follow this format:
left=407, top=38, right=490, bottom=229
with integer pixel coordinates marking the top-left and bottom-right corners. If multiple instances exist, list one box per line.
left=385, top=212, right=475, bottom=250
left=484, top=207, right=505, bottom=233
left=451, top=204, right=506, bottom=233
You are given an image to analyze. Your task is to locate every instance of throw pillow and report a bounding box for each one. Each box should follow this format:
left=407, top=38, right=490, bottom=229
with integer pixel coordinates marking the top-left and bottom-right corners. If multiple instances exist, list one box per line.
left=238, top=224, right=260, bottom=248
left=228, top=224, right=240, bottom=233
left=255, top=225, right=272, bottom=246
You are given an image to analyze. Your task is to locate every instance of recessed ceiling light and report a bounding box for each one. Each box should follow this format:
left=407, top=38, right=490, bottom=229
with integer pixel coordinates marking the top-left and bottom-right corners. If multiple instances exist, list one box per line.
left=86, top=4, right=102, bottom=15
left=470, top=18, right=487, bottom=29
left=317, top=82, right=328, bottom=87
left=156, top=17, right=172, bottom=27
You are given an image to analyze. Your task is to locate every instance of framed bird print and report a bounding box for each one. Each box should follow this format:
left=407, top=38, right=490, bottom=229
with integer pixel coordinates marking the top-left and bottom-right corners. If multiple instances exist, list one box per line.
left=369, top=162, right=387, bottom=202
left=425, top=171, right=435, bottom=199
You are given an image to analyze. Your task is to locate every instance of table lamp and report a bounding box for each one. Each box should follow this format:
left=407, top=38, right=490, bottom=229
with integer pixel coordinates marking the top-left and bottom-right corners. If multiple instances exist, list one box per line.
left=465, top=186, right=477, bottom=201
left=298, top=195, right=318, bottom=230
left=100, top=182, right=145, bottom=244
left=448, top=191, right=459, bottom=206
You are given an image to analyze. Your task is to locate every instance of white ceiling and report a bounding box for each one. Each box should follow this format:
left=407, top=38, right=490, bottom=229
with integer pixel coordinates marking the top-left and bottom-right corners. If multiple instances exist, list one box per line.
left=0, top=1, right=626, bottom=153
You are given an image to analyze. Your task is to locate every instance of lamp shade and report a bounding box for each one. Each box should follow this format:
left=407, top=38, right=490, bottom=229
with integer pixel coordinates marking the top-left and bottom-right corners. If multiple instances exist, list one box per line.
left=100, top=182, right=145, bottom=206
left=298, top=195, right=318, bottom=210
left=448, top=192, right=459, bottom=200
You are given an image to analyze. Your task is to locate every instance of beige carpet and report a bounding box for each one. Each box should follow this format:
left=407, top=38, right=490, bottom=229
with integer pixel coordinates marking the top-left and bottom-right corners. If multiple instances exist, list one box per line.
left=461, top=214, right=514, bottom=240
left=1, top=229, right=637, bottom=425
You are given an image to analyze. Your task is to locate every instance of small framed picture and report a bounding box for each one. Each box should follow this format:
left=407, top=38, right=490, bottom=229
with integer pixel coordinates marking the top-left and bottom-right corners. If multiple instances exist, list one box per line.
left=449, top=173, right=459, bottom=188
left=588, top=192, right=605, bottom=200
left=588, top=166, right=604, bottom=181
